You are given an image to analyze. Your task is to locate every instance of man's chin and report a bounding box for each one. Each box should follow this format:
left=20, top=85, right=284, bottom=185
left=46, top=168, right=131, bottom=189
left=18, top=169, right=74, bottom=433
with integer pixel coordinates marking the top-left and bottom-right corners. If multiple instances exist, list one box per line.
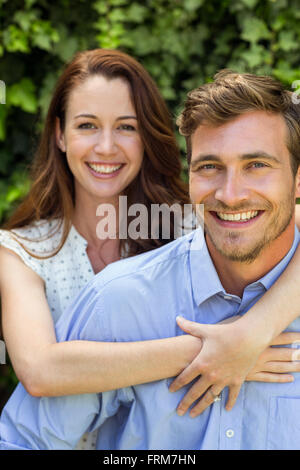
left=215, top=247, right=263, bottom=264
left=206, top=234, right=266, bottom=264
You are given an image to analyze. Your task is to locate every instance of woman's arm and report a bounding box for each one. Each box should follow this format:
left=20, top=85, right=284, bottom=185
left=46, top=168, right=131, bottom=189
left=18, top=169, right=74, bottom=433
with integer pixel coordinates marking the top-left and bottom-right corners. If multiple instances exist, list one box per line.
left=0, top=246, right=202, bottom=397
left=170, top=237, right=300, bottom=416
left=2, top=236, right=300, bottom=400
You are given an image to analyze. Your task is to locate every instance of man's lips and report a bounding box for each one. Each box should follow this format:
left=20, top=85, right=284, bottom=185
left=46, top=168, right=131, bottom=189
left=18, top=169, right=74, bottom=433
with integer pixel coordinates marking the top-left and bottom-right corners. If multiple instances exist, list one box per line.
left=209, top=210, right=264, bottom=228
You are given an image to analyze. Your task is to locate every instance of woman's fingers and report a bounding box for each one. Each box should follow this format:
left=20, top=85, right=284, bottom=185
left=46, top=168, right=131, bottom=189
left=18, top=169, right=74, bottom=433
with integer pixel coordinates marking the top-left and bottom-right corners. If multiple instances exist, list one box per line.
left=176, top=316, right=206, bottom=337
left=174, top=377, right=212, bottom=416
left=225, top=383, right=242, bottom=411
left=188, top=385, right=224, bottom=418
left=247, top=372, right=294, bottom=383
left=169, top=361, right=204, bottom=392
left=262, top=360, right=300, bottom=373
left=270, top=331, right=300, bottom=346
left=263, top=346, right=296, bottom=361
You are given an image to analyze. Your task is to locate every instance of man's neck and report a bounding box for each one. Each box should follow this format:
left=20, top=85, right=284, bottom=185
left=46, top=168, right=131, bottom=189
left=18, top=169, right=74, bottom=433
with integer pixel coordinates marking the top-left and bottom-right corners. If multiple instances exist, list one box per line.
left=206, top=223, right=296, bottom=297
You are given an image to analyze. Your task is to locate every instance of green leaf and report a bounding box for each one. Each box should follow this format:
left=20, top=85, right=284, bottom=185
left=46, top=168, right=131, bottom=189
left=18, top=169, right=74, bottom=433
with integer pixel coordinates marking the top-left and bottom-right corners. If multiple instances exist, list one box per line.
left=13, top=10, right=39, bottom=32
left=25, top=0, right=37, bottom=8
left=242, top=44, right=272, bottom=68
left=273, top=61, right=300, bottom=84
left=93, top=1, right=108, bottom=15
left=241, top=17, right=271, bottom=43
left=31, top=22, right=59, bottom=51
left=53, top=34, right=78, bottom=61
left=0, top=105, right=7, bottom=141
left=0, top=80, right=5, bottom=104
left=271, top=14, right=286, bottom=32
left=277, top=30, right=298, bottom=52
left=240, top=0, right=258, bottom=8
left=183, top=0, right=205, bottom=12
left=109, top=8, right=127, bottom=22
left=2, top=25, right=30, bottom=53
left=7, top=78, right=37, bottom=113
left=6, top=187, right=22, bottom=203
left=125, top=3, right=148, bottom=23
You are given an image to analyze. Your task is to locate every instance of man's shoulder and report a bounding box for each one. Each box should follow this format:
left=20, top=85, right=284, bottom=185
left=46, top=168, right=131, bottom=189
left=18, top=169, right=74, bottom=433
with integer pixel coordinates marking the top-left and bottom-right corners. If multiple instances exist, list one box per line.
left=91, top=230, right=198, bottom=292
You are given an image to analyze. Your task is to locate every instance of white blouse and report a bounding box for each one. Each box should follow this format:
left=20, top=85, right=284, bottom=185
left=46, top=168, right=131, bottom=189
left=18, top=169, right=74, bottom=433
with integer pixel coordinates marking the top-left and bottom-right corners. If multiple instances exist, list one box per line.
left=0, top=219, right=99, bottom=449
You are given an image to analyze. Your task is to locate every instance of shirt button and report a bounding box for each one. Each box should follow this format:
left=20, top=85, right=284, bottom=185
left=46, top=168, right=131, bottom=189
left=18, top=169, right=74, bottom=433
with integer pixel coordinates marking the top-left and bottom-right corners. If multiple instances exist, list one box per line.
left=226, top=429, right=234, bottom=438
left=223, top=295, right=232, bottom=300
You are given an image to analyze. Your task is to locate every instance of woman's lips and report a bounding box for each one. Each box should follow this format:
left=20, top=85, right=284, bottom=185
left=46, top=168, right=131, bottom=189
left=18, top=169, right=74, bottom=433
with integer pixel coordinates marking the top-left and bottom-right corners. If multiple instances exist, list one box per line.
left=85, top=162, right=125, bottom=179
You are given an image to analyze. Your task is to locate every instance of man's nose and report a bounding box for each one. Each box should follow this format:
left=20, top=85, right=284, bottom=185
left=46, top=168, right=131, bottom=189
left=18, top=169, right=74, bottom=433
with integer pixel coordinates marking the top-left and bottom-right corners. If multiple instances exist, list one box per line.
left=94, top=129, right=117, bottom=155
left=214, top=170, right=249, bottom=207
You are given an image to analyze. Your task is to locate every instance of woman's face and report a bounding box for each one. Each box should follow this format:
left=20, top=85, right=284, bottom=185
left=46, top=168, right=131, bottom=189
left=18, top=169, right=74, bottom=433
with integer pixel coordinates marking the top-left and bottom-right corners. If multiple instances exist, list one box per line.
left=56, top=75, right=144, bottom=207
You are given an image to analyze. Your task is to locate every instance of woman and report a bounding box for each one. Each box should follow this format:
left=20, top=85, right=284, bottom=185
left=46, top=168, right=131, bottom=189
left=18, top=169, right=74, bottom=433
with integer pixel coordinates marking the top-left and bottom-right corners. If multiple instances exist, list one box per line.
left=1, top=49, right=300, bottom=449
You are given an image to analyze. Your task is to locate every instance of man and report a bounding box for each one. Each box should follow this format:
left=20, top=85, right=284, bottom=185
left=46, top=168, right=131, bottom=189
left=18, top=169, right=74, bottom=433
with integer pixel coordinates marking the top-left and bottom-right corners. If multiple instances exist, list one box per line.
left=1, top=71, right=300, bottom=450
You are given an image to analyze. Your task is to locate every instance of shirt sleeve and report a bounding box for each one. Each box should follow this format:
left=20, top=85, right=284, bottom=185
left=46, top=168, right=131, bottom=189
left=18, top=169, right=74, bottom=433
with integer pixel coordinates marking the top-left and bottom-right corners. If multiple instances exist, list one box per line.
left=0, top=280, right=119, bottom=450
left=0, top=229, right=44, bottom=280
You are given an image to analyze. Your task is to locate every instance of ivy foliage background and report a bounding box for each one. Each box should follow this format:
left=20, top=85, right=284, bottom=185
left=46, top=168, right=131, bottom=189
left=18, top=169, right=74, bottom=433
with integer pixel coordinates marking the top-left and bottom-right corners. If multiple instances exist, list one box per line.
left=0, top=0, right=300, bottom=407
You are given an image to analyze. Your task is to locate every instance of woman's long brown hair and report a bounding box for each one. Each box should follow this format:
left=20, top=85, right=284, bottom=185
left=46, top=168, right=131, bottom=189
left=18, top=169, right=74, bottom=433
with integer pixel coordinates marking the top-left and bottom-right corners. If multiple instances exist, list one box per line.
left=4, top=49, right=189, bottom=257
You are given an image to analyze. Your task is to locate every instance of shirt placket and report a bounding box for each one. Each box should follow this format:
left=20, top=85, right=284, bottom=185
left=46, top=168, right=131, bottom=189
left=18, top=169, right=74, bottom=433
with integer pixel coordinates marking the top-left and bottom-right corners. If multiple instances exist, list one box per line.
left=219, top=386, right=244, bottom=450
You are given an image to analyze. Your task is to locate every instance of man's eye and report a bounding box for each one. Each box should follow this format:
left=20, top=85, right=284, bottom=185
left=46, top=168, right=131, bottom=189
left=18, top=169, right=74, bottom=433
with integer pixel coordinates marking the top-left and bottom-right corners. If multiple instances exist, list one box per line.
left=250, top=162, right=267, bottom=169
left=199, top=164, right=217, bottom=170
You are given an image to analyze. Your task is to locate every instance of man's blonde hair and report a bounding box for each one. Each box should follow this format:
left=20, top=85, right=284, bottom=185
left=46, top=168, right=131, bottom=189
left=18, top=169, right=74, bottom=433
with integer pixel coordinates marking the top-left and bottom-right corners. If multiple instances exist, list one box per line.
left=177, top=70, right=300, bottom=174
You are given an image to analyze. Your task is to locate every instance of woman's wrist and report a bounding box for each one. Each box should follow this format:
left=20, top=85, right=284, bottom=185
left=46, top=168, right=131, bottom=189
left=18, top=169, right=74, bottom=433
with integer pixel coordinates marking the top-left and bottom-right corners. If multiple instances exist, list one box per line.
left=231, top=310, right=274, bottom=352
left=175, top=334, right=203, bottom=369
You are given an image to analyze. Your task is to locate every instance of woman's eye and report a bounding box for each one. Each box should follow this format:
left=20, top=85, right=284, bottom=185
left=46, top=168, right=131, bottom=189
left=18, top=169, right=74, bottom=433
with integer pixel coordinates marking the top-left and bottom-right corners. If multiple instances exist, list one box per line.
left=119, top=124, right=136, bottom=131
left=78, top=123, right=96, bottom=129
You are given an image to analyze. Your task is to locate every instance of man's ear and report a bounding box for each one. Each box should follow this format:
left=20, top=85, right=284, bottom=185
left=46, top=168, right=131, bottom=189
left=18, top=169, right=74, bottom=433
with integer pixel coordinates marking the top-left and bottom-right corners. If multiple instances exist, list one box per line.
left=55, top=117, right=66, bottom=153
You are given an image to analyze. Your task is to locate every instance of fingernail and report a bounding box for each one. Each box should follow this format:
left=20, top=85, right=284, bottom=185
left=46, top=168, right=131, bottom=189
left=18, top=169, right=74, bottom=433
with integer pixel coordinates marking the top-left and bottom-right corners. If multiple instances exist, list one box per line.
left=177, top=408, right=185, bottom=416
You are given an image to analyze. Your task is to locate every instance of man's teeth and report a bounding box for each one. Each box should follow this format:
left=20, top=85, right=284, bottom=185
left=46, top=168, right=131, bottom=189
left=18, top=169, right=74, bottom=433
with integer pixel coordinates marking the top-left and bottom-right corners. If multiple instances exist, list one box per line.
left=217, top=210, right=258, bottom=222
left=88, top=163, right=122, bottom=174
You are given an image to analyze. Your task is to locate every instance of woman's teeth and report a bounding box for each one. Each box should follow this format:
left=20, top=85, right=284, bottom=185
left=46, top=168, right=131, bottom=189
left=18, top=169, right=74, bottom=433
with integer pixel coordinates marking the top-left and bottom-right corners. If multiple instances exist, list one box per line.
left=87, top=163, right=122, bottom=174
left=216, top=210, right=258, bottom=222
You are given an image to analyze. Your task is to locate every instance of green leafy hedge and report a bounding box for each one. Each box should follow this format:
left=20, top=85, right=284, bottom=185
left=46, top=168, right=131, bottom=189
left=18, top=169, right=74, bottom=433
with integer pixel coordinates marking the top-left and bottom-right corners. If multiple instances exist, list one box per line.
left=0, top=0, right=299, bottom=406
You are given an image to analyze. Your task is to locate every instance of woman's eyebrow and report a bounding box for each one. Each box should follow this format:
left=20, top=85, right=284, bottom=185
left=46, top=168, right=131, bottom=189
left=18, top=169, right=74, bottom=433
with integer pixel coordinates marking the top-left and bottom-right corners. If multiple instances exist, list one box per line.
left=74, top=113, right=97, bottom=119
left=74, top=114, right=138, bottom=120
left=116, top=116, right=137, bottom=120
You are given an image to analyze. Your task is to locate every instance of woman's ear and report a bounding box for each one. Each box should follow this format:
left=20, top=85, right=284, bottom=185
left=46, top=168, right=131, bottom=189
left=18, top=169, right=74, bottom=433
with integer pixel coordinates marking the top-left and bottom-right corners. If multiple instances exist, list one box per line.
left=55, top=117, right=66, bottom=153
left=296, top=167, right=300, bottom=199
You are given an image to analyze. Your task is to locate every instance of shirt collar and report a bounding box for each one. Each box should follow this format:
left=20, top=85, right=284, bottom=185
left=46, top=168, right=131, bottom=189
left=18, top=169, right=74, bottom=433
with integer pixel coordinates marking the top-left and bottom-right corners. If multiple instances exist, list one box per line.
left=190, top=226, right=300, bottom=306
left=190, top=228, right=225, bottom=306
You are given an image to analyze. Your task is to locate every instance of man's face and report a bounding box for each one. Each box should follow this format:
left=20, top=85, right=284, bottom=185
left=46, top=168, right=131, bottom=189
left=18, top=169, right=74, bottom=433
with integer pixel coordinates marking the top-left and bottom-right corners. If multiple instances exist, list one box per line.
left=189, top=110, right=300, bottom=263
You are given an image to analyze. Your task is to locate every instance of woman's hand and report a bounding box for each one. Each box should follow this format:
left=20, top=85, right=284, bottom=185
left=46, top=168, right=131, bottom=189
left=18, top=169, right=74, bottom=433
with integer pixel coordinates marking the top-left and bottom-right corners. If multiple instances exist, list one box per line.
left=245, top=332, right=300, bottom=382
left=169, top=316, right=300, bottom=418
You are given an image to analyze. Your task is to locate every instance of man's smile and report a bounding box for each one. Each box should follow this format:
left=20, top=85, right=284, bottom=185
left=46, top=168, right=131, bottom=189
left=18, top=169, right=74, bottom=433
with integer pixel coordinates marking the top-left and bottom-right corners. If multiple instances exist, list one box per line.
left=209, top=210, right=264, bottom=228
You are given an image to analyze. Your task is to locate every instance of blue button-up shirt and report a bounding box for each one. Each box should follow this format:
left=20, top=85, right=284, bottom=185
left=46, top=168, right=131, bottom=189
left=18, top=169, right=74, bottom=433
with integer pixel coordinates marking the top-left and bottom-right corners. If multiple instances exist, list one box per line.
left=1, top=227, right=300, bottom=450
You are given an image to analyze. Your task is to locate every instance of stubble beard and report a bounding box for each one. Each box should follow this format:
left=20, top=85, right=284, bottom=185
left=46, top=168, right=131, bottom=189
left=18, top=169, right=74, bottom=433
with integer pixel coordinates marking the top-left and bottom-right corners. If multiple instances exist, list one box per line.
left=205, top=192, right=295, bottom=264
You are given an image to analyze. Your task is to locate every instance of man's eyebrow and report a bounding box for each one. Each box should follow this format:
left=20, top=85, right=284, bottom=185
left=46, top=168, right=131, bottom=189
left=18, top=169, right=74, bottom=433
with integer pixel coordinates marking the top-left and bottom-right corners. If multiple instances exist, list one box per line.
left=74, top=114, right=137, bottom=120
left=239, top=152, right=281, bottom=164
left=190, top=151, right=281, bottom=169
left=190, top=154, right=222, bottom=169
